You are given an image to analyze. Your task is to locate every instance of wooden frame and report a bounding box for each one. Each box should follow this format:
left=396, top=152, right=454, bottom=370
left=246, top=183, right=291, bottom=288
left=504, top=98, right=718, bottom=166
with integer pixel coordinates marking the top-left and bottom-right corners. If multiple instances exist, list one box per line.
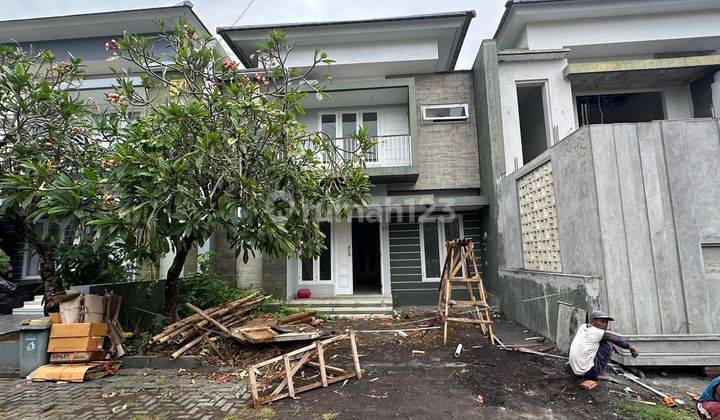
left=437, top=238, right=496, bottom=346
left=247, top=332, right=362, bottom=408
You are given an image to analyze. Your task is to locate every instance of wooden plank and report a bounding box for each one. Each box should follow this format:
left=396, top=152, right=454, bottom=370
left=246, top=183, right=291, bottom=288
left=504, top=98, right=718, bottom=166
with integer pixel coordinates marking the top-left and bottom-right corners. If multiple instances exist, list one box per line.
left=252, top=334, right=348, bottom=369
left=445, top=317, right=493, bottom=324
left=185, top=302, right=234, bottom=337
left=248, top=366, right=260, bottom=408
left=315, top=341, right=328, bottom=387
left=307, top=361, right=346, bottom=376
left=283, top=355, right=295, bottom=398
left=349, top=331, right=362, bottom=379
left=257, top=372, right=357, bottom=406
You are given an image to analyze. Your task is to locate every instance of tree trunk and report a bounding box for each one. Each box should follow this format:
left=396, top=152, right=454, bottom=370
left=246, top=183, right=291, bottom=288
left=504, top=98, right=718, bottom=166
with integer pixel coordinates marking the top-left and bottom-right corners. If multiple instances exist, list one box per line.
left=9, top=216, right=60, bottom=315
left=164, top=237, right=194, bottom=323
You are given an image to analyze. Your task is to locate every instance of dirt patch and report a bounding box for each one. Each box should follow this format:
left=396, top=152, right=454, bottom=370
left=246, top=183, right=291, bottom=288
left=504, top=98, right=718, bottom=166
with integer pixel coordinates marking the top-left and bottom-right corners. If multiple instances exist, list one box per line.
left=253, top=314, right=699, bottom=419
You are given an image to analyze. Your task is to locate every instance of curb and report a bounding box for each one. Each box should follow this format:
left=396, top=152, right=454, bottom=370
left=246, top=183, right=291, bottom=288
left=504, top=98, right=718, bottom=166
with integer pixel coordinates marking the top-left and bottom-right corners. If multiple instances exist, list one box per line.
left=121, top=355, right=198, bottom=369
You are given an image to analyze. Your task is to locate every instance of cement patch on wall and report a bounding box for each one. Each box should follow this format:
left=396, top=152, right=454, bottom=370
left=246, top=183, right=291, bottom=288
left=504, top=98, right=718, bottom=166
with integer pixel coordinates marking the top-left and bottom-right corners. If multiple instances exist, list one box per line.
left=495, top=268, right=601, bottom=339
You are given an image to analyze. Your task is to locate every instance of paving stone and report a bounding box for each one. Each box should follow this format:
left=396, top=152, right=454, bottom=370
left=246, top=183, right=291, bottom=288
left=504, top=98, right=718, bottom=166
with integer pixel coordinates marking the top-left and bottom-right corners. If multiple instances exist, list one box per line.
left=0, top=368, right=249, bottom=419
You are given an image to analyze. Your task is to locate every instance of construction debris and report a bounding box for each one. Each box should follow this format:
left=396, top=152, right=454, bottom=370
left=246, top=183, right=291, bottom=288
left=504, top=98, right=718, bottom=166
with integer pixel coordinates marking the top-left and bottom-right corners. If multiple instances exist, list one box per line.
left=150, top=294, right=325, bottom=360
left=621, top=372, right=676, bottom=407
left=247, top=331, right=362, bottom=407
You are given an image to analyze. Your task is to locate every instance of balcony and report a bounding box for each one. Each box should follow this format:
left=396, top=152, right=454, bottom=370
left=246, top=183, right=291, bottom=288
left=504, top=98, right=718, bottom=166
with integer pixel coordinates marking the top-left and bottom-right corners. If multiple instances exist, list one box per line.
left=332, top=134, right=412, bottom=168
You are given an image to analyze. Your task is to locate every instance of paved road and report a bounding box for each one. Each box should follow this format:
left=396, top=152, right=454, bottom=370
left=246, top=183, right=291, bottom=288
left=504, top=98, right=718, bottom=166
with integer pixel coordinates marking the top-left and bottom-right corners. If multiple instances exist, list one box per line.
left=0, top=367, right=250, bottom=419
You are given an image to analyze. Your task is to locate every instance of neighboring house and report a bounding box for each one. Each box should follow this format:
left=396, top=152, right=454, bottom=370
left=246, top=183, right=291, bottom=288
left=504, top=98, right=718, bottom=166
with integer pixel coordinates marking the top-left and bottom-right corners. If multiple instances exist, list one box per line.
left=218, top=12, right=484, bottom=312
left=473, top=0, right=720, bottom=365
left=0, top=2, right=214, bottom=311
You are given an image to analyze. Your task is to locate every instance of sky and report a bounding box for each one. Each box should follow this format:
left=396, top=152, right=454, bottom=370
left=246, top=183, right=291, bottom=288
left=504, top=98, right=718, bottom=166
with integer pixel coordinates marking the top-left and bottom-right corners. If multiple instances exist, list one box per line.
left=0, top=0, right=507, bottom=69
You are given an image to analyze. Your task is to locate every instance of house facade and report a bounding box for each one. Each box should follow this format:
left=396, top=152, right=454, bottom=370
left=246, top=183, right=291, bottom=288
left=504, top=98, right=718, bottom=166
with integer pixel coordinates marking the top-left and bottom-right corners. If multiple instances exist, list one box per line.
left=473, top=0, right=720, bottom=365
left=0, top=3, right=214, bottom=313
left=216, top=12, right=487, bottom=312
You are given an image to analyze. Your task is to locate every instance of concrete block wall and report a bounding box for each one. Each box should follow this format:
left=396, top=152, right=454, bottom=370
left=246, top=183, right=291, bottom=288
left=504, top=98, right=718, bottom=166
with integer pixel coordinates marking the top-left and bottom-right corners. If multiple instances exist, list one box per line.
left=498, top=119, right=720, bottom=339
left=390, top=72, right=481, bottom=191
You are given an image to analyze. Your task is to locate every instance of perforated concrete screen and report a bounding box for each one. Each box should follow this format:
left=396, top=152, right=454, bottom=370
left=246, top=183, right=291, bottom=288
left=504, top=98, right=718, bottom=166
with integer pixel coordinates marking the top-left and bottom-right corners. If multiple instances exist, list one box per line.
left=517, top=161, right=562, bottom=272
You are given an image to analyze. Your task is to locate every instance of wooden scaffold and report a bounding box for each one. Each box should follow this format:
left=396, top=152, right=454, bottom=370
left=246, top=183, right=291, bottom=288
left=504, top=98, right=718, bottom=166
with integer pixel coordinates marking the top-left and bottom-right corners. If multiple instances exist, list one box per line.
left=438, top=238, right=496, bottom=345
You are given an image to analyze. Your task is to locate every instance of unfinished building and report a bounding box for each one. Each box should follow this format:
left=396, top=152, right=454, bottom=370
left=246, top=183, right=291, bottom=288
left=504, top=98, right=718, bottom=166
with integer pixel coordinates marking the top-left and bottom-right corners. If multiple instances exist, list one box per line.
left=473, top=0, right=720, bottom=365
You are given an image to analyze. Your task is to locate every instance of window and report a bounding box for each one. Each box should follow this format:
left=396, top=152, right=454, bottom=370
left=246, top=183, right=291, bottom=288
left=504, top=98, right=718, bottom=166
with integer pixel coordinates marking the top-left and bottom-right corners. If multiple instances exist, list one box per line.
left=576, top=92, right=664, bottom=126
left=300, top=222, right=332, bottom=282
left=362, top=112, right=378, bottom=161
left=22, top=221, right=74, bottom=280
left=419, top=216, right=463, bottom=282
left=421, top=104, right=469, bottom=123
left=517, top=82, right=551, bottom=164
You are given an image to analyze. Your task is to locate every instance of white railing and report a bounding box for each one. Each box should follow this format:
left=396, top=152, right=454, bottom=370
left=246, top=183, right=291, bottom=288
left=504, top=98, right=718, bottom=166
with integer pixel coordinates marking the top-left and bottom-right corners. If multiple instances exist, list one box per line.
left=305, top=134, right=412, bottom=168
left=364, top=134, right=412, bottom=167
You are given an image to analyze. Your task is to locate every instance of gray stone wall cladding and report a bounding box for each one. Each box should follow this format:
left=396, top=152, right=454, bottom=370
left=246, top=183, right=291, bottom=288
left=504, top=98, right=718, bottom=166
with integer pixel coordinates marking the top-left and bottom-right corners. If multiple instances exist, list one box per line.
left=392, top=72, right=481, bottom=191
left=389, top=212, right=482, bottom=307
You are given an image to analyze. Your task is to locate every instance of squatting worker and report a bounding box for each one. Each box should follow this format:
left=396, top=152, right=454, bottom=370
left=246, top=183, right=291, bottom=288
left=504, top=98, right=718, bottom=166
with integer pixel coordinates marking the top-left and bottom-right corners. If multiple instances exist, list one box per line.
left=697, top=376, right=720, bottom=419
left=568, top=310, right=639, bottom=387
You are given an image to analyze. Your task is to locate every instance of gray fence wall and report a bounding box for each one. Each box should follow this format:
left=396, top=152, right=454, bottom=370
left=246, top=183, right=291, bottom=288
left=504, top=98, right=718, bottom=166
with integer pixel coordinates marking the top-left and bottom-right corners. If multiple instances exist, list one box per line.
left=498, top=119, right=720, bottom=339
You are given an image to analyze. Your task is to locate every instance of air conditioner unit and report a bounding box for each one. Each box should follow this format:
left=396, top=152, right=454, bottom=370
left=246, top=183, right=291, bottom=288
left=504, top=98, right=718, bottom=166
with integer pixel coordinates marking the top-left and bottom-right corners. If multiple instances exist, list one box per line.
left=421, top=103, right=469, bottom=123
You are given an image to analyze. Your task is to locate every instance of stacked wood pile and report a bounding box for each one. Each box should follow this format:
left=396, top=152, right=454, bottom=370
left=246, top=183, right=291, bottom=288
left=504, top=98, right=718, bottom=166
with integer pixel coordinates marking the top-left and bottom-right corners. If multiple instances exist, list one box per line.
left=150, top=293, right=323, bottom=360
left=150, top=293, right=266, bottom=359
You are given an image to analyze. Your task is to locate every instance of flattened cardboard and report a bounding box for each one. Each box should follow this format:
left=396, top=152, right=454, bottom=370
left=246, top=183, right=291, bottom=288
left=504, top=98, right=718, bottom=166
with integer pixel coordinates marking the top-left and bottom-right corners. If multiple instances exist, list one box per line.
left=29, top=361, right=121, bottom=382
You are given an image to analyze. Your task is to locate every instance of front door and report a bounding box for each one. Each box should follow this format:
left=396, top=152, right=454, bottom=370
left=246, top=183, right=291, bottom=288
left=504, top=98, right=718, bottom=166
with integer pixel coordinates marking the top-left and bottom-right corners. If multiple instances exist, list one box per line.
left=334, top=221, right=353, bottom=295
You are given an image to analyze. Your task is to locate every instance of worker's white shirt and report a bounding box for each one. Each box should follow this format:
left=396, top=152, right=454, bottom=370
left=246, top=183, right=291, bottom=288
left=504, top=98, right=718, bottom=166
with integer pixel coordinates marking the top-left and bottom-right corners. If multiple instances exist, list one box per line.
left=568, top=324, right=605, bottom=375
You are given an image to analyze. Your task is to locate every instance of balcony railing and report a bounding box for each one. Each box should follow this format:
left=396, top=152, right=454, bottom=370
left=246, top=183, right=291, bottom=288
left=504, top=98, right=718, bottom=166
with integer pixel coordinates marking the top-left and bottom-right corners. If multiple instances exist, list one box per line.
left=305, top=134, right=412, bottom=169
left=332, top=134, right=412, bottom=168
left=365, top=134, right=412, bottom=167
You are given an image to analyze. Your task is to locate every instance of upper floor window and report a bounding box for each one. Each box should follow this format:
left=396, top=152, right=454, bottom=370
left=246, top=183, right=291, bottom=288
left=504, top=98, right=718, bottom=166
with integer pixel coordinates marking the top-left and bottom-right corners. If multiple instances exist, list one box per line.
left=421, top=104, right=469, bottom=123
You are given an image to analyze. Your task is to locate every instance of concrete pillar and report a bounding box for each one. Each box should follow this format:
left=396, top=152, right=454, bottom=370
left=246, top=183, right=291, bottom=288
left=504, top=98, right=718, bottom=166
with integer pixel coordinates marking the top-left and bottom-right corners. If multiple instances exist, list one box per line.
left=236, top=252, right=264, bottom=289
left=210, top=228, right=237, bottom=285
left=663, top=85, right=694, bottom=119
left=712, top=70, right=720, bottom=118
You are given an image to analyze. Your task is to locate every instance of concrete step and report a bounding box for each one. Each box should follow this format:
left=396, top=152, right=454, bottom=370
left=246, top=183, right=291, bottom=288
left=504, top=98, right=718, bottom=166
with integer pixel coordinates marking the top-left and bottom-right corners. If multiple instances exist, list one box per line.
left=285, top=296, right=393, bottom=308
left=11, top=295, right=44, bottom=315
left=301, top=306, right=394, bottom=319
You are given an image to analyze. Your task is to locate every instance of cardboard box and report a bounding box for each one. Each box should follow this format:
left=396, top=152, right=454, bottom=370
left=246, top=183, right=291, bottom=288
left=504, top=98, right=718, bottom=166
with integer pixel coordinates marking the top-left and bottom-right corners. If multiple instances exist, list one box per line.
left=48, top=323, right=108, bottom=353
left=50, top=351, right=108, bottom=363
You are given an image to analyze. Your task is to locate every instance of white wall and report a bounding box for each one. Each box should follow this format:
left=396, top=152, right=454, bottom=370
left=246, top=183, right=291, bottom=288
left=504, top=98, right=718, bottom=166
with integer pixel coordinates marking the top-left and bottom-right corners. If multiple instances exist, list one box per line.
left=499, top=59, right=576, bottom=172
left=286, top=39, right=438, bottom=70
left=525, top=10, right=720, bottom=51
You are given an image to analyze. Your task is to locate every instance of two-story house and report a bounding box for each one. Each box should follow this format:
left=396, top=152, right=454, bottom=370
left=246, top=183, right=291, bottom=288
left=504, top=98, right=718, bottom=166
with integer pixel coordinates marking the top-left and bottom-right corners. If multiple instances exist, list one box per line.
left=217, top=11, right=484, bottom=316
left=472, top=0, right=720, bottom=365
left=0, top=2, right=214, bottom=314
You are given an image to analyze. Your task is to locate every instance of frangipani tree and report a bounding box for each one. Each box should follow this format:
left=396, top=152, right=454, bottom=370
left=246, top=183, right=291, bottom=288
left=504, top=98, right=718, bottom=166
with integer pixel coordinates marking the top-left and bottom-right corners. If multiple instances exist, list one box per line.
left=0, top=46, right=108, bottom=312
left=94, top=21, right=373, bottom=321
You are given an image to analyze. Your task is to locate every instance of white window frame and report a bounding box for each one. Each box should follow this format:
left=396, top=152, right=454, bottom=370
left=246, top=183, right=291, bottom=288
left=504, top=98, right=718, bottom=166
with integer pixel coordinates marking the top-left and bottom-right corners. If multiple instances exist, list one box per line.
left=419, top=215, right=464, bottom=282
left=420, top=103, right=469, bottom=123
left=299, top=222, right=333, bottom=284
left=22, top=220, right=49, bottom=280
left=22, top=221, right=75, bottom=281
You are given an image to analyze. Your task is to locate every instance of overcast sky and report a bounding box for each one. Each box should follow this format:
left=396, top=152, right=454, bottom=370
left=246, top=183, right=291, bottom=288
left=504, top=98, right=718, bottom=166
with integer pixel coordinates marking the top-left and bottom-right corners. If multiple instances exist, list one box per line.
left=1, top=0, right=507, bottom=69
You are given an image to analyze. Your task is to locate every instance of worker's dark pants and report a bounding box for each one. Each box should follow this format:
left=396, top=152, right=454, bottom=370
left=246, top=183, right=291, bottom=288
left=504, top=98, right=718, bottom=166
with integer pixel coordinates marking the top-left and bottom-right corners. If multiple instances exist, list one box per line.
left=582, top=340, right=612, bottom=380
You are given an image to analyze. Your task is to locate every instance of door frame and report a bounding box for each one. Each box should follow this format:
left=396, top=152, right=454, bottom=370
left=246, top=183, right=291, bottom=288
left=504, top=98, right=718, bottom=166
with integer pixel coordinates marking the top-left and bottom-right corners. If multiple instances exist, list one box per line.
left=288, top=219, right=389, bottom=297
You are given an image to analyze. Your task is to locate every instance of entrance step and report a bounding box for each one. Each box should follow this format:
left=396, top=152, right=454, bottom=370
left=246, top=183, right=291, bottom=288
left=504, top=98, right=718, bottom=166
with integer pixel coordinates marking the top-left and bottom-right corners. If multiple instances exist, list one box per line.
left=285, top=295, right=394, bottom=318
left=12, top=295, right=44, bottom=315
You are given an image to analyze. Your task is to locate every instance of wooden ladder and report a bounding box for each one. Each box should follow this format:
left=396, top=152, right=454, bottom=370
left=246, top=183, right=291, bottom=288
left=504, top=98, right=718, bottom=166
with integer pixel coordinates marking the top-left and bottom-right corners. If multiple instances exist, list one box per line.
left=438, top=238, right=496, bottom=346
